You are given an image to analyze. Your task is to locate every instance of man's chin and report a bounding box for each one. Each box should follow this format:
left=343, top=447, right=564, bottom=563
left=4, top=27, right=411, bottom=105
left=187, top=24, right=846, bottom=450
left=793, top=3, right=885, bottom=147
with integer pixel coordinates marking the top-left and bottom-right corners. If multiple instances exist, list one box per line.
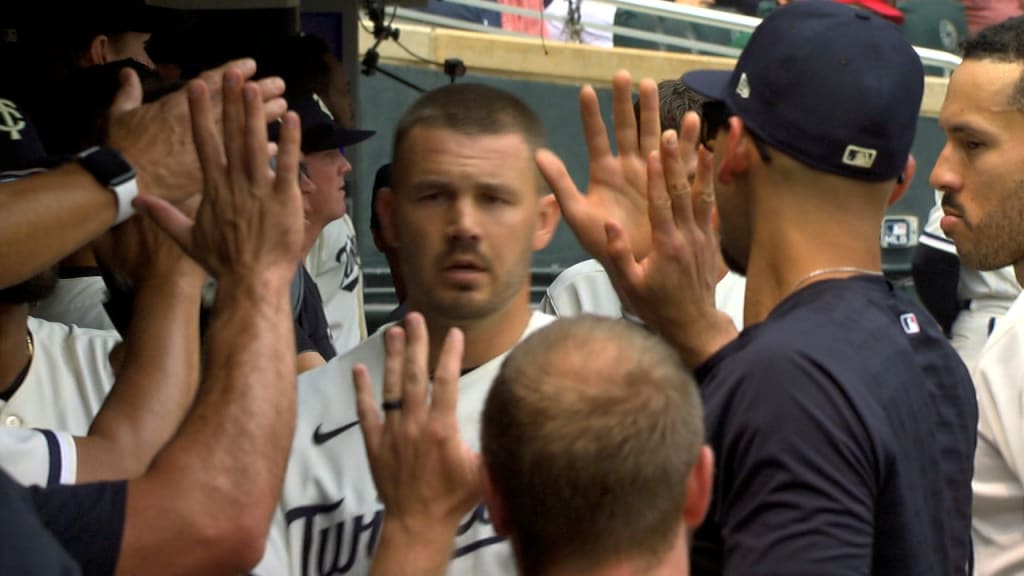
left=721, top=247, right=747, bottom=276
left=0, top=269, right=59, bottom=305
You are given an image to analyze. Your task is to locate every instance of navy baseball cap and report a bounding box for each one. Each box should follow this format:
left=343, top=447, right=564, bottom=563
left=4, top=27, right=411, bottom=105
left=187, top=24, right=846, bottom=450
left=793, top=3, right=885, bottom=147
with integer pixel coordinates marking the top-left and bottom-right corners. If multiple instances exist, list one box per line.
left=683, top=0, right=923, bottom=182
left=271, top=94, right=374, bottom=154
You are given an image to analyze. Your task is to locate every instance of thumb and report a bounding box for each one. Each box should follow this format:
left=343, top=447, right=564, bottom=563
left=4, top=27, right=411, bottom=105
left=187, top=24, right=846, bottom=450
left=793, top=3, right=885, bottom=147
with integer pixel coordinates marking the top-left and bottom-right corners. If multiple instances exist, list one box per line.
left=133, top=195, right=195, bottom=255
left=110, top=67, right=143, bottom=114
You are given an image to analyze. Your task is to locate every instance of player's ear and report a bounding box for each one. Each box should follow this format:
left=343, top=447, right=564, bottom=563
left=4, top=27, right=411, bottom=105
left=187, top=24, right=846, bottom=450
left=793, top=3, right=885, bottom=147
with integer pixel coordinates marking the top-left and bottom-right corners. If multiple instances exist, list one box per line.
left=378, top=187, right=399, bottom=248
left=717, top=117, right=753, bottom=185
left=532, top=193, right=561, bottom=251
left=683, top=445, right=714, bottom=528
left=481, top=467, right=510, bottom=536
left=86, top=34, right=111, bottom=66
left=888, top=154, right=916, bottom=207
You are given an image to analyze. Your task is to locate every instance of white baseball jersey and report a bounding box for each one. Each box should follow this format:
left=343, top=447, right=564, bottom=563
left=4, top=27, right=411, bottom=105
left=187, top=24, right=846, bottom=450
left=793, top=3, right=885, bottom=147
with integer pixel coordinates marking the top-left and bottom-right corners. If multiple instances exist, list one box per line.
left=919, top=194, right=1021, bottom=370
left=540, top=258, right=747, bottom=330
left=4, top=317, right=118, bottom=434
left=306, top=215, right=367, bottom=356
left=254, top=311, right=556, bottom=576
left=32, top=276, right=114, bottom=331
left=0, top=428, right=76, bottom=487
left=971, top=291, right=1024, bottom=575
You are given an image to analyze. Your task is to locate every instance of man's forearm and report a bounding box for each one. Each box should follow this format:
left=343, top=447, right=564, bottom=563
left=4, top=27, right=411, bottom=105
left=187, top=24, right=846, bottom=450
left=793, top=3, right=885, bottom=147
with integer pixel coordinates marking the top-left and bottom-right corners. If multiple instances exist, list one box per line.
left=0, top=164, right=118, bottom=288
left=76, top=272, right=202, bottom=483
left=117, top=273, right=296, bottom=575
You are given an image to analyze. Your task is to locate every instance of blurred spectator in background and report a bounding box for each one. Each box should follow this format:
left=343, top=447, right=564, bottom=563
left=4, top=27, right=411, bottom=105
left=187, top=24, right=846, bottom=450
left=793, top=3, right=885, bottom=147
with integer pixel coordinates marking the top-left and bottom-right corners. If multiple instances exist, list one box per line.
left=546, top=0, right=617, bottom=45
left=261, top=33, right=377, bottom=356
left=961, top=0, right=1024, bottom=35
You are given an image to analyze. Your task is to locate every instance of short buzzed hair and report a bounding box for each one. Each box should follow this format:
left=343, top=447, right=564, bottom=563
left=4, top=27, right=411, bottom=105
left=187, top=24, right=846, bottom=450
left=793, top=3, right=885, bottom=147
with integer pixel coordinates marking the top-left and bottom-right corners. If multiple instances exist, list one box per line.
left=481, top=316, right=704, bottom=575
left=633, top=78, right=707, bottom=137
left=391, top=83, right=546, bottom=184
left=962, top=16, right=1024, bottom=109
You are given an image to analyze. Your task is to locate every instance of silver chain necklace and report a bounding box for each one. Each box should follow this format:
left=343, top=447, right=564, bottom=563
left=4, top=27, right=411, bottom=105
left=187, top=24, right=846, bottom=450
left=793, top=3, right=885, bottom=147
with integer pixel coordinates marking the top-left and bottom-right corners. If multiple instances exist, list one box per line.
left=789, top=266, right=883, bottom=295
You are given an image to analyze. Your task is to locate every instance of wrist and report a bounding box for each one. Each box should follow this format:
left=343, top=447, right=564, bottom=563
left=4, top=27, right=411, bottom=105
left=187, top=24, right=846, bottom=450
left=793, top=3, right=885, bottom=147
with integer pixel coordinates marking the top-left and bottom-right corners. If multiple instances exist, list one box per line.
left=374, top=514, right=461, bottom=575
left=134, top=264, right=206, bottom=295
left=214, top=271, right=293, bottom=309
left=663, top=313, right=738, bottom=369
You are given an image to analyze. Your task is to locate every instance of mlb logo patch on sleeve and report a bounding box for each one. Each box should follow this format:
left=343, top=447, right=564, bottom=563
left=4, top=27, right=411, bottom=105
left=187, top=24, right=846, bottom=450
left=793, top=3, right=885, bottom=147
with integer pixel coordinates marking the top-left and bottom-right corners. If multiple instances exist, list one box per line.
left=900, top=313, right=921, bottom=335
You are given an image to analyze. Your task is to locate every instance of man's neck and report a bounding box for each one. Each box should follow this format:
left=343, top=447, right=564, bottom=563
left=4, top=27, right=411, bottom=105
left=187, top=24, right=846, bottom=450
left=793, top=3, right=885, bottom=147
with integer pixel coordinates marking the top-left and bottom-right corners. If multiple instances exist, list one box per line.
left=0, top=304, right=30, bottom=397
left=541, top=536, right=690, bottom=576
left=422, top=292, right=533, bottom=373
left=741, top=180, right=887, bottom=325
left=1015, top=262, right=1024, bottom=290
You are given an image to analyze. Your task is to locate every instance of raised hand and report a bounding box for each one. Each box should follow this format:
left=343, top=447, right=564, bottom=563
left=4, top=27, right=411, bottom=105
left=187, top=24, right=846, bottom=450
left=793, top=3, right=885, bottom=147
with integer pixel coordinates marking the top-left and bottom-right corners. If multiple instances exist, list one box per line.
left=107, top=59, right=287, bottom=207
left=604, top=115, right=738, bottom=368
left=133, top=67, right=304, bottom=287
left=354, top=312, right=482, bottom=538
left=536, top=70, right=662, bottom=264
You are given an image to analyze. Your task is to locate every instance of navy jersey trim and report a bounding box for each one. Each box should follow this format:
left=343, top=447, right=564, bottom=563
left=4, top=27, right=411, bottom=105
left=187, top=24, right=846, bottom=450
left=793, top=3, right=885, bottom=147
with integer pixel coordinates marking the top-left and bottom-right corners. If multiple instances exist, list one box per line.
left=36, top=428, right=62, bottom=488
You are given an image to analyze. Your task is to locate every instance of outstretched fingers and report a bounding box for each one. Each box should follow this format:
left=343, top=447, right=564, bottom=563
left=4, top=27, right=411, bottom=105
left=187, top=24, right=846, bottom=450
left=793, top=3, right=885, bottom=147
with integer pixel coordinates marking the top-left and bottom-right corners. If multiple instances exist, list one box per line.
left=402, top=313, right=430, bottom=424
left=273, top=112, right=302, bottom=199
left=220, top=69, right=248, bottom=190
left=187, top=79, right=226, bottom=193
left=382, top=325, right=407, bottom=435
left=612, top=71, right=639, bottom=158
left=353, top=364, right=383, bottom=459
left=661, top=130, right=696, bottom=230
left=637, top=78, right=661, bottom=157
left=693, top=147, right=717, bottom=236
left=580, top=85, right=613, bottom=163
left=646, top=148, right=677, bottom=243
left=242, top=82, right=271, bottom=189
left=430, top=327, right=465, bottom=421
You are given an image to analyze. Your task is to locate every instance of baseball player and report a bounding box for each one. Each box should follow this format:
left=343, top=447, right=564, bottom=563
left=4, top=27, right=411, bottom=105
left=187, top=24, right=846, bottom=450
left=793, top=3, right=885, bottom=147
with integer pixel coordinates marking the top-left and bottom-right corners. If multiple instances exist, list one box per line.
left=253, top=82, right=560, bottom=576
left=915, top=191, right=1021, bottom=371
left=929, top=16, right=1024, bottom=573
left=539, top=3, right=976, bottom=572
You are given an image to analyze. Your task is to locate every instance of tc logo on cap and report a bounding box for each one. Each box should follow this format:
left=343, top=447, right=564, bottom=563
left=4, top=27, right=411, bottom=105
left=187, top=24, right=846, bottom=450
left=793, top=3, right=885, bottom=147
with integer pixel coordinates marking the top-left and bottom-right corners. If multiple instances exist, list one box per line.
left=0, top=99, right=27, bottom=141
left=735, top=72, right=751, bottom=99
left=842, top=145, right=877, bottom=169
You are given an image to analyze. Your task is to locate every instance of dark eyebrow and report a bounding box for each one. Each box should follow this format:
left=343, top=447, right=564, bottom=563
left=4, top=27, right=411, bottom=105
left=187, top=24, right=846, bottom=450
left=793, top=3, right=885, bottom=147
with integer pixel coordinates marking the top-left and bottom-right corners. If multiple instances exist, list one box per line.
left=477, top=182, right=518, bottom=196
left=407, top=179, right=451, bottom=194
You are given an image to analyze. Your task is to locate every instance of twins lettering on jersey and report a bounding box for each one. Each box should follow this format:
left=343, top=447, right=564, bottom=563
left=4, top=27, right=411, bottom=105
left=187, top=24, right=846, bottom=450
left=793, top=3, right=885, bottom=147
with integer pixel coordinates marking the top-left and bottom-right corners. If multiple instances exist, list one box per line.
left=285, top=501, right=502, bottom=576
left=334, top=238, right=361, bottom=293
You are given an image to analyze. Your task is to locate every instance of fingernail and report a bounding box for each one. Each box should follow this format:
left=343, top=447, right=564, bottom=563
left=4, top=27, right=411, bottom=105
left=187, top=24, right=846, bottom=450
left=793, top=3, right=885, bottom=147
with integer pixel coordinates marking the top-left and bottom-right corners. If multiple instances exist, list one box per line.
left=664, top=132, right=678, bottom=149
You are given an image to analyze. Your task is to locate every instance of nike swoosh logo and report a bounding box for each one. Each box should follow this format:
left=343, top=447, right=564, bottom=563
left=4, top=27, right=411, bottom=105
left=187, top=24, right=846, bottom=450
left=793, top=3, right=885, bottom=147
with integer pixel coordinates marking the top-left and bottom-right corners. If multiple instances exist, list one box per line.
left=313, top=420, right=360, bottom=445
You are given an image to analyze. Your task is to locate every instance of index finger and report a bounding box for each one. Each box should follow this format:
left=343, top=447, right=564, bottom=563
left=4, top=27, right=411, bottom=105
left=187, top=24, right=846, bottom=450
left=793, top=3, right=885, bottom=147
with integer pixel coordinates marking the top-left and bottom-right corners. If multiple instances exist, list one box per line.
left=580, top=85, right=613, bottom=163
left=353, top=364, right=383, bottom=457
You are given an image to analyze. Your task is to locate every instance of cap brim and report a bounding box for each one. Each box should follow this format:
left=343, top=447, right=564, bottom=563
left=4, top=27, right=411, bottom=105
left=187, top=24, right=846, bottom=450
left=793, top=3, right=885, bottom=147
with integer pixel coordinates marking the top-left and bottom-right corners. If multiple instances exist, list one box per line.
left=268, top=123, right=376, bottom=152
left=681, top=70, right=732, bottom=102
left=334, top=128, right=375, bottom=148
left=304, top=127, right=375, bottom=152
